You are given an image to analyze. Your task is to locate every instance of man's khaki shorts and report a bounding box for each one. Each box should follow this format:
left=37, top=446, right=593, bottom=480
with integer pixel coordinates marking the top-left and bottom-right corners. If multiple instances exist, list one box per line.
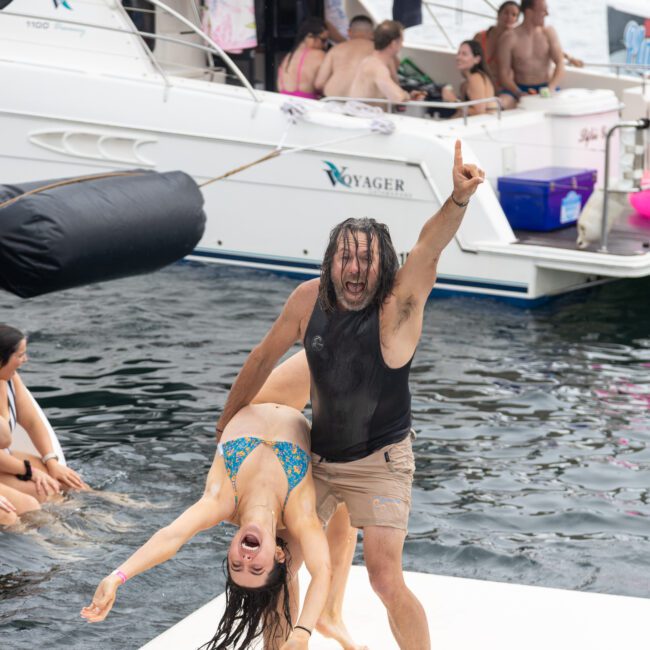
left=311, top=432, right=415, bottom=531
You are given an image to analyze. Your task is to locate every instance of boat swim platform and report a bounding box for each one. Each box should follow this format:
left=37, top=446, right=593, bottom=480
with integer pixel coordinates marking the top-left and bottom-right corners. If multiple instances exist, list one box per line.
left=142, top=565, right=650, bottom=649
left=514, top=213, right=650, bottom=257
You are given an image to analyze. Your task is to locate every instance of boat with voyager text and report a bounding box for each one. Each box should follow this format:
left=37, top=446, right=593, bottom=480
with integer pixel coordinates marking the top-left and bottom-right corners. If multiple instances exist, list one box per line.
left=0, top=0, right=649, bottom=306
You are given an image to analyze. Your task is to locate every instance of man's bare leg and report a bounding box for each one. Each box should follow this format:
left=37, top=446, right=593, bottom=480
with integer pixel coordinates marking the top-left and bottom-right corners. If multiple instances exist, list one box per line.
left=316, top=504, right=368, bottom=650
left=363, top=525, right=430, bottom=650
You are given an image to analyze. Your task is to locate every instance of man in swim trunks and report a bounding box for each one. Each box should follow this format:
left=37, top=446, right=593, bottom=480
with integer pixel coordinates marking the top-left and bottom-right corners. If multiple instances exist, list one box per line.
left=216, top=140, right=485, bottom=649
left=315, top=15, right=375, bottom=98
left=497, top=0, right=564, bottom=108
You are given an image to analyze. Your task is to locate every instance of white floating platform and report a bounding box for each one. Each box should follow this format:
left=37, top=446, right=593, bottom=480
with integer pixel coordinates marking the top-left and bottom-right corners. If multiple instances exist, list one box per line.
left=142, top=565, right=650, bottom=649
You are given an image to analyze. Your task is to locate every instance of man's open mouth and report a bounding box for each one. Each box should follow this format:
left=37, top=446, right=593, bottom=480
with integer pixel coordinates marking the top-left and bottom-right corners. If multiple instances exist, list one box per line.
left=345, top=281, right=365, bottom=295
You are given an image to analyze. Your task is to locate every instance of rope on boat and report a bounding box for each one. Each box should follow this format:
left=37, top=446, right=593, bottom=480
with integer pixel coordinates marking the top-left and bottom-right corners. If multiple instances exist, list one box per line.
left=0, top=171, right=146, bottom=210
left=199, top=101, right=395, bottom=188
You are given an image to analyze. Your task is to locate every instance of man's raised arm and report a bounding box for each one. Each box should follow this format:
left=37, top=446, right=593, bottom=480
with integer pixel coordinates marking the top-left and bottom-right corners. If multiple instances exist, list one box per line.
left=215, top=280, right=316, bottom=440
left=395, top=140, right=484, bottom=302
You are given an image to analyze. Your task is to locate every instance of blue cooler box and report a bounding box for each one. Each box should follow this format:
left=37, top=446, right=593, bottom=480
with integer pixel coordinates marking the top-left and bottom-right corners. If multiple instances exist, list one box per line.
left=497, top=167, right=597, bottom=231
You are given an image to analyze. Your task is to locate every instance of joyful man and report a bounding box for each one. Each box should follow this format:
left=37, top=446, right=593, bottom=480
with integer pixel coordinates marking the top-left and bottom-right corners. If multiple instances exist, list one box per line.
left=216, top=141, right=484, bottom=649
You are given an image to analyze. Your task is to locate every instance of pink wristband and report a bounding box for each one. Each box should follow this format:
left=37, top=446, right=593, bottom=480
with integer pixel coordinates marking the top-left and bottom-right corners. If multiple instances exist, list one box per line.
left=113, top=570, right=127, bottom=585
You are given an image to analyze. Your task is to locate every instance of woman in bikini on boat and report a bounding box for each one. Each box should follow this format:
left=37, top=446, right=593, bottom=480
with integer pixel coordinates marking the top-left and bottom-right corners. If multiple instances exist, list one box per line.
left=441, top=40, right=498, bottom=117
left=0, top=324, right=87, bottom=526
left=82, top=355, right=332, bottom=650
left=473, top=1, right=520, bottom=84
left=277, top=17, right=329, bottom=100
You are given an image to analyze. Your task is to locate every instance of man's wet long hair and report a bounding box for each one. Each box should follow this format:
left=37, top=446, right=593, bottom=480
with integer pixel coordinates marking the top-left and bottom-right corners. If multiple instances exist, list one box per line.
left=199, top=538, right=291, bottom=650
left=318, top=217, right=399, bottom=313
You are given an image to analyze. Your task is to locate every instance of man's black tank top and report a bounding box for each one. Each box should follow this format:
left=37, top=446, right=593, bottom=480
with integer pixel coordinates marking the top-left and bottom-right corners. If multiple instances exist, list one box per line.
left=304, top=298, right=412, bottom=462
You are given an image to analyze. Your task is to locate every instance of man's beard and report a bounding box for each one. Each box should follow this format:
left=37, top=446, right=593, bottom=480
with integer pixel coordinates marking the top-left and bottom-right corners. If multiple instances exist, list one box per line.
left=333, top=278, right=375, bottom=311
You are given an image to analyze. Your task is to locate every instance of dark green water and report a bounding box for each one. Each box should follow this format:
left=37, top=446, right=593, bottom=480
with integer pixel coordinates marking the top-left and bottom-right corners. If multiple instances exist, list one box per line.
left=2, top=263, right=650, bottom=649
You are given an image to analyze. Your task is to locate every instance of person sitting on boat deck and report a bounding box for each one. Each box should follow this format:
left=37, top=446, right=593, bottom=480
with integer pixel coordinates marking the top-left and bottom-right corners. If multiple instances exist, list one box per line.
left=472, top=1, right=520, bottom=84
left=497, top=0, right=565, bottom=109
left=314, top=15, right=375, bottom=98
left=277, top=17, right=329, bottom=101
left=214, top=141, right=485, bottom=650
left=347, top=20, right=425, bottom=106
left=441, top=40, right=498, bottom=117
left=82, top=397, right=334, bottom=650
left=0, top=325, right=87, bottom=523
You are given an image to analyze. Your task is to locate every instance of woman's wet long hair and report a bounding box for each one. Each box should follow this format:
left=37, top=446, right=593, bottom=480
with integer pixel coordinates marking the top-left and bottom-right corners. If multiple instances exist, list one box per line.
left=286, top=16, right=327, bottom=67
left=199, top=538, right=292, bottom=650
left=318, top=217, right=399, bottom=313
left=0, top=324, right=25, bottom=368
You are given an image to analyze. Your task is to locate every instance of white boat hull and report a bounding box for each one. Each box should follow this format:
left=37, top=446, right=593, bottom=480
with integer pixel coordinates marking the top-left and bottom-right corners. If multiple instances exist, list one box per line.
left=2, top=0, right=650, bottom=302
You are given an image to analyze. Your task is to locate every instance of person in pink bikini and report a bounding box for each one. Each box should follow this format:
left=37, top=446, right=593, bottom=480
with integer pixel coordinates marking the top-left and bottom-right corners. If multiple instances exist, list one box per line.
left=277, top=17, right=329, bottom=100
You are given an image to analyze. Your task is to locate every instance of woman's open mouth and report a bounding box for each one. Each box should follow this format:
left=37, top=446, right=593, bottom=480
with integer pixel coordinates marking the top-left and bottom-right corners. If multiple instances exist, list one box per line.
left=241, top=533, right=260, bottom=551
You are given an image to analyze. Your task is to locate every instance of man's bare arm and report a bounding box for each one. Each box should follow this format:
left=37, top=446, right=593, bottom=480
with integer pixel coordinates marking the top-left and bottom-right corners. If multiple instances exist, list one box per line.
left=546, top=26, right=565, bottom=91
left=314, top=49, right=335, bottom=92
left=215, top=281, right=316, bottom=438
left=394, top=140, right=484, bottom=303
left=497, top=31, right=520, bottom=98
left=374, top=64, right=409, bottom=103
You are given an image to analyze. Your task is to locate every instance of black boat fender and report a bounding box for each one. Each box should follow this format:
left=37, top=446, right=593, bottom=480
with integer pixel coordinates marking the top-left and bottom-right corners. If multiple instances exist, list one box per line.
left=0, top=170, right=206, bottom=298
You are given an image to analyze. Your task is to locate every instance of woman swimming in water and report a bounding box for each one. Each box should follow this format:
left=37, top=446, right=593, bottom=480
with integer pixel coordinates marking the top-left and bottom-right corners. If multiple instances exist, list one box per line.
left=82, top=397, right=331, bottom=649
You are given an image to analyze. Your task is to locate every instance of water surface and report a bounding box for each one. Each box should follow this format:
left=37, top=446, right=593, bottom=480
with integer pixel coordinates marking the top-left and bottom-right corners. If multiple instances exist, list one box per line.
left=2, top=263, right=650, bottom=649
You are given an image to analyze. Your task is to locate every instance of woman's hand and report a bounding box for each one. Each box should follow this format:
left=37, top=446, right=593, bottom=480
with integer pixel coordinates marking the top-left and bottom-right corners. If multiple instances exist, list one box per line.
left=0, top=495, right=17, bottom=514
left=31, top=468, right=60, bottom=497
left=80, top=574, right=121, bottom=623
left=46, top=460, right=88, bottom=490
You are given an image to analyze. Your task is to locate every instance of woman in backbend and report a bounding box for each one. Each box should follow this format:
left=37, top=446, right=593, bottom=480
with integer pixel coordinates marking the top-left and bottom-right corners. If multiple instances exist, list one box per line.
left=0, top=324, right=87, bottom=525
left=277, top=17, right=329, bottom=100
left=82, top=359, right=332, bottom=650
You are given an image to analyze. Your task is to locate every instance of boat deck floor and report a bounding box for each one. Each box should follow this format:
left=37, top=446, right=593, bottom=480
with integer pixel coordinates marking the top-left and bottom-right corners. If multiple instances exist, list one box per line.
left=144, top=565, right=650, bottom=649
left=514, top=211, right=650, bottom=256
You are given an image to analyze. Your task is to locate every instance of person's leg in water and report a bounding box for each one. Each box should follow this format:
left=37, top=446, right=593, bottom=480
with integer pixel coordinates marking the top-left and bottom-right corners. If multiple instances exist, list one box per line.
left=0, top=482, right=39, bottom=525
left=316, top=504, right=368, bottom=650
left=363, top=525, right=430, bottom=650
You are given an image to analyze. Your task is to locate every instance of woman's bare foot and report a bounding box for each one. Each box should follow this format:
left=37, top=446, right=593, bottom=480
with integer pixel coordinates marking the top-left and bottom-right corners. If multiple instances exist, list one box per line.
left=316, top=614, right=369, bottom=650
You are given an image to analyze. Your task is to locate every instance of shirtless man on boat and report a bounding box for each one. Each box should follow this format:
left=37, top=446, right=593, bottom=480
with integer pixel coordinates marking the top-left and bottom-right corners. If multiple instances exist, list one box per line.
left=315, top=15, right=375, bottom=97
left=348, top=20, right=425, bottom=104
left=216, top=140, right=485, bottom=649
left=497, top=0, right=565, bottom=108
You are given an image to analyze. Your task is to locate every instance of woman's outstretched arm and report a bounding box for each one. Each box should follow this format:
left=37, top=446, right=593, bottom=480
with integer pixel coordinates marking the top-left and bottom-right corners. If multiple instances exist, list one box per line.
left=283, top=471, right=331, bottom=647
left=82, top=454, right=233, bottom=623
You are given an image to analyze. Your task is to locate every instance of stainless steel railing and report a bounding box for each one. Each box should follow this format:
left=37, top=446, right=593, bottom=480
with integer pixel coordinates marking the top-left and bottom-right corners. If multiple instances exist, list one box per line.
left=578, top=61, right=650, bottom=93
left=321, top=95, right=502, bottom=125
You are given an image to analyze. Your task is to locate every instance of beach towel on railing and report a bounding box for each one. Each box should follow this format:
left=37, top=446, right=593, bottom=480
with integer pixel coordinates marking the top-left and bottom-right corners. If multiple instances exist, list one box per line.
left=0, top=170, right=206, bottom=298
left=201, top=0, right=257, bottom=53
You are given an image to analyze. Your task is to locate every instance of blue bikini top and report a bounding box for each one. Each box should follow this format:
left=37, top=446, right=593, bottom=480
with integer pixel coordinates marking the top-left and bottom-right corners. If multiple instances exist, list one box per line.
left=218, top=436, right=310, bottom=509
